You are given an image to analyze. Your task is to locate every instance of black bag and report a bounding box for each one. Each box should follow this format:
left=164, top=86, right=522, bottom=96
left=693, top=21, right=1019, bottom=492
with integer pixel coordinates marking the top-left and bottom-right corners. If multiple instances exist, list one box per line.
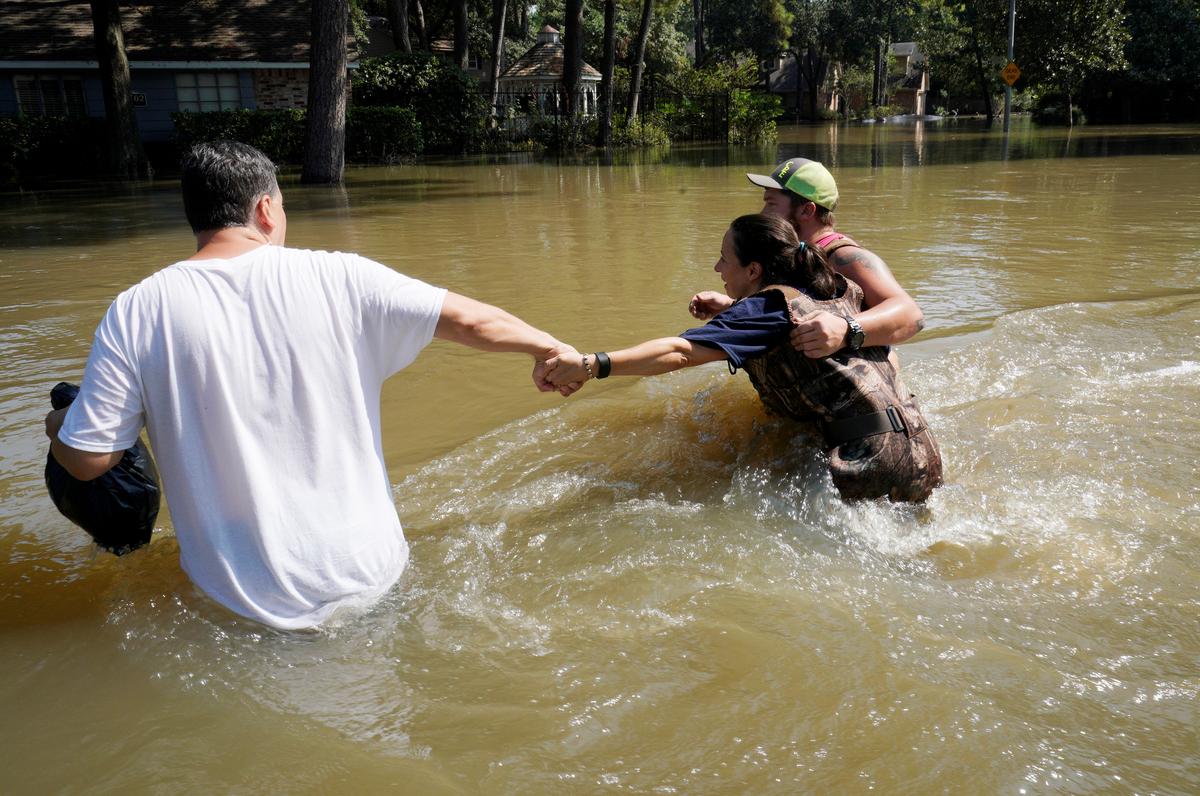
left=44, top=382, right=161, bottom=555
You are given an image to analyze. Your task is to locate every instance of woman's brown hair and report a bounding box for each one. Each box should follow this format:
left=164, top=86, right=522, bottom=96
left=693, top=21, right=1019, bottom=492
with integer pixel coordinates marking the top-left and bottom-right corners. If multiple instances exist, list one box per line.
left=728, top=213, right=839, bottom=299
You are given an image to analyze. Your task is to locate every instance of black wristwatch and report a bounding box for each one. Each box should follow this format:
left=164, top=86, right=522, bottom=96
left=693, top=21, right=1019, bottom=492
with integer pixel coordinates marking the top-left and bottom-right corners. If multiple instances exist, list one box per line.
left=843, top=315, right=866, bottom=350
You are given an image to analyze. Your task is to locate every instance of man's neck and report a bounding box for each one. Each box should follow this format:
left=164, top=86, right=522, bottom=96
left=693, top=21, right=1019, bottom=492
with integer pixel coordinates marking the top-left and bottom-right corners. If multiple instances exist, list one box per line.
left=188, top=226, right=272, bottom=261
left=799, top=222, right=837, bottom=245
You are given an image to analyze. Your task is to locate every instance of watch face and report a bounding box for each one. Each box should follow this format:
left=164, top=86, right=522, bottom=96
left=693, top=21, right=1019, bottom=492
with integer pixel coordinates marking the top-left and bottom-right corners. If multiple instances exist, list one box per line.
left=845, top=316, right=865, bottom=348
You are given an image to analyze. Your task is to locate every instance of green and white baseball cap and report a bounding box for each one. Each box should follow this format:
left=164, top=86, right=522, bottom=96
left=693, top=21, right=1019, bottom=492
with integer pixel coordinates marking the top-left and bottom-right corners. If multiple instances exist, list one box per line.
left=746, top=157, right=839, bottom=210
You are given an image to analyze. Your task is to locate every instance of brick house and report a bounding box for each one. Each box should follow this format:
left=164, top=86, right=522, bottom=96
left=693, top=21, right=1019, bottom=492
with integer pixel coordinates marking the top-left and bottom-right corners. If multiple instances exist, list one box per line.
left=0, top=0, right=355, bottom=141
left=886, top=42, right=930, bottom=115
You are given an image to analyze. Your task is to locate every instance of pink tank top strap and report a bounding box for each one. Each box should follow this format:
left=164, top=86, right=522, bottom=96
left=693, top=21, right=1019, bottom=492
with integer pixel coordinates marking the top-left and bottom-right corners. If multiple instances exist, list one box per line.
left=815, top=232, right=845, bottom=249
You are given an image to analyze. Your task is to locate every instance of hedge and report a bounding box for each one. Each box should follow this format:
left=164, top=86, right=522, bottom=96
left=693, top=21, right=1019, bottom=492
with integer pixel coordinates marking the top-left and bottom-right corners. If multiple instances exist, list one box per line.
left=170, top=107, right=423, bottom=164
left=0, top=115, right=108, bottom=181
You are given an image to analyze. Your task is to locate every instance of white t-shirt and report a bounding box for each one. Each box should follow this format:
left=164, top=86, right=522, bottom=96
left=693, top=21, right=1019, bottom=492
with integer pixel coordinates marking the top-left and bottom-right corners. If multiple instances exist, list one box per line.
left=59, top=245, right=447, bottom=629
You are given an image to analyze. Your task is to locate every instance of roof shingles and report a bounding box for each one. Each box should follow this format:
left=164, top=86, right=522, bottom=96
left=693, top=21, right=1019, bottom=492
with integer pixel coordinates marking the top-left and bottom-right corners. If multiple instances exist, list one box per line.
left=500, top=39, right=600, bottom=81
left=0, top=0, right=349, bottom=63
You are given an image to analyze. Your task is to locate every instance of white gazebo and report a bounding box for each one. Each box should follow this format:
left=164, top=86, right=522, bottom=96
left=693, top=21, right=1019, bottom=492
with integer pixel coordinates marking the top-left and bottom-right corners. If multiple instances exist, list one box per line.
left=497, top=25, right=601, bottom=122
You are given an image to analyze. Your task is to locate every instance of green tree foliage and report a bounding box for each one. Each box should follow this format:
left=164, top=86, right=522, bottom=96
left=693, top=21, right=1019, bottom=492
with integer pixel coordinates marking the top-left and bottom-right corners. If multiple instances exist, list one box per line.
left=1124, top=0, right=1200, bottom=84
left=914, top=0, right=1007, bottom=116
left=705, top=0, right=792, bottom=83
left=532, top=0, right=688, bottom=77
left=659, top=60, right=780, bottom=141
left=1015, top=0, right=1128, bottom=103
left=352, top=52, right=488, bottom=151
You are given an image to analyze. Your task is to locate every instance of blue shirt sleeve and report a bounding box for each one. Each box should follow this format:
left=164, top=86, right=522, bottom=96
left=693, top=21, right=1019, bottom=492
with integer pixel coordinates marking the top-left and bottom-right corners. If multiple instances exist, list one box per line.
left=679, top=293, right=792, bottom=371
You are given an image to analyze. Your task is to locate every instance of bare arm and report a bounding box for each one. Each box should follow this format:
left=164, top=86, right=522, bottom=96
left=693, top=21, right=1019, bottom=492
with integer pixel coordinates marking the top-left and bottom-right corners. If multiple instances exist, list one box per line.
left=434, top=292, right=580, bottom=394
left=45, top=408, right=123, bottom=481
left=435, top=292, right=567, bottom=356
left=829, top=245, right=925, bottom=345
left=791, top=245, right=925, bottom=358
left=543, top=336, right=727, bottom=387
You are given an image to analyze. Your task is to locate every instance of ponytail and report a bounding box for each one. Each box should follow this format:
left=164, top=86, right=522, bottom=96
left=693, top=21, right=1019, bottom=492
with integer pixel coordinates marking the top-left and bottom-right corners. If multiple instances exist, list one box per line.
left=792, top=240, right=838, bottom=300
left=728, top=214, right=839, bottom=300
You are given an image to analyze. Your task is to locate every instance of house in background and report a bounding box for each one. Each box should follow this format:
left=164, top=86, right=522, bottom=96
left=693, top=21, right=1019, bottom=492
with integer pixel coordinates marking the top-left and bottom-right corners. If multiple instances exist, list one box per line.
left=768, top=54, right=838, bottom=119
left=0, top=0, right=354, bottom=142
left=886, top=42, right=929, bottom=115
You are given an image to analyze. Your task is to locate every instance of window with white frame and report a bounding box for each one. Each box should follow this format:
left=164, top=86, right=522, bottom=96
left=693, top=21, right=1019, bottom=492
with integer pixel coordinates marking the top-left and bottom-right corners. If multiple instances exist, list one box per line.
left=175, top=72, right=241, bottom=112
left=14, top=75, right=87, bottom=117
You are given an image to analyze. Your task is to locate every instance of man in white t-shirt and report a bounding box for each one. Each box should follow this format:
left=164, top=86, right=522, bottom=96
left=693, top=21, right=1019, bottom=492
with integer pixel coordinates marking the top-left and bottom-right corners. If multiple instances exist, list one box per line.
left=43, top=140, right=576, bottom=630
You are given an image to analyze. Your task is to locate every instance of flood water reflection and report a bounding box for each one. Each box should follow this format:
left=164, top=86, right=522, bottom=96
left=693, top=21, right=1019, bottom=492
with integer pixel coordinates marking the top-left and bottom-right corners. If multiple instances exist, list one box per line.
left=2, top=119, right=1199, bottom=793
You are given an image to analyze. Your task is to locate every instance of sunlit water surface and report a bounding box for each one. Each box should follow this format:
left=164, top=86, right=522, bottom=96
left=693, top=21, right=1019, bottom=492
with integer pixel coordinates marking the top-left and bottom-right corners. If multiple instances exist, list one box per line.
left=2, top=120, right=1198, bottom=793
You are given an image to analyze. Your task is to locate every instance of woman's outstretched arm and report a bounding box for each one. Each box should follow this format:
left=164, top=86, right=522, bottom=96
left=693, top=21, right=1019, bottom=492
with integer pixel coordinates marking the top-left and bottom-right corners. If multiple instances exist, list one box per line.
left=543, top=337, right=727, bottom=389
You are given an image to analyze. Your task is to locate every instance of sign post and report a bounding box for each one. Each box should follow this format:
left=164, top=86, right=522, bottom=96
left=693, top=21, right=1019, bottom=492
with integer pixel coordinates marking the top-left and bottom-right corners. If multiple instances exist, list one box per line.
left=1003, top=0, right=1017, bottom=131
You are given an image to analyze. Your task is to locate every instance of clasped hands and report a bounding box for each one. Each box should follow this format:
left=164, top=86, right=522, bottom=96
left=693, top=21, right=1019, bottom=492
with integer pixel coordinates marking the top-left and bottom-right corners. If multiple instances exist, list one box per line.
left=532, top=343, right=587, bottom=396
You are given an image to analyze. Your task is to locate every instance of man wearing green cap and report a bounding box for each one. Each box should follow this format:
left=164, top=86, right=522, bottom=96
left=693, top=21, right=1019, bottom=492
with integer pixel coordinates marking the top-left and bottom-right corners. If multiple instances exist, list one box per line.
left=689, top=157, right=925, bottom=358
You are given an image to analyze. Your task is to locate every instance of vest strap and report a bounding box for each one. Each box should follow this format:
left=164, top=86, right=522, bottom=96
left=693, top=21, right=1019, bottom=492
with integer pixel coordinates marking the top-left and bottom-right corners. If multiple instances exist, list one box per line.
left=822, top=238, right=859, bottom=257
left=824, top=405, right=907, bottom=446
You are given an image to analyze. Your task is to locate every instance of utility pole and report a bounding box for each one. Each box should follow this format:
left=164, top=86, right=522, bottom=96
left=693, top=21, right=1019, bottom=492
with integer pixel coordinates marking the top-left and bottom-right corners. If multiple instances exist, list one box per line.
left=1003, top=0, right=1016, bottom=132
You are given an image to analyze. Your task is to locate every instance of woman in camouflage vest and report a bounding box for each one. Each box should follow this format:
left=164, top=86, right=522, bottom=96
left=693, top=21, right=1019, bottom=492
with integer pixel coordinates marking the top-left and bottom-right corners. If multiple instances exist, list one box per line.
left=541, top=213, right=943, bottom=503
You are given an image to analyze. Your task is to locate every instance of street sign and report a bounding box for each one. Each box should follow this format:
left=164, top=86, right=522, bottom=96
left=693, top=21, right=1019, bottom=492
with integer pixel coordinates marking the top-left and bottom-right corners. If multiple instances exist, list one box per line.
left=1001, top=62, right=1021, bottom=86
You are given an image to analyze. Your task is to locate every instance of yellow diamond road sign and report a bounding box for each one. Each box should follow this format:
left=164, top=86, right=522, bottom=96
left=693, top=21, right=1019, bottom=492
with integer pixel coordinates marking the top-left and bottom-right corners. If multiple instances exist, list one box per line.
left=1001, top=62, right=1021, bottom=86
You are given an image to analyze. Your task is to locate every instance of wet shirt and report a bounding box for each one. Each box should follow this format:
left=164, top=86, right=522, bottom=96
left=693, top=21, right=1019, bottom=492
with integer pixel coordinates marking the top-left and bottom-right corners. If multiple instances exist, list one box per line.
left=680, top=293, right=792, bottom=370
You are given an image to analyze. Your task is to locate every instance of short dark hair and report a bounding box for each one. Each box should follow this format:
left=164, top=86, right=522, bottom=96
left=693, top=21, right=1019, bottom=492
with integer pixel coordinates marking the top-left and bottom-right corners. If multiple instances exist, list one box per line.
left=783, top=188, right=835, bottom=226
left=180, top=141, right=279, bottom=234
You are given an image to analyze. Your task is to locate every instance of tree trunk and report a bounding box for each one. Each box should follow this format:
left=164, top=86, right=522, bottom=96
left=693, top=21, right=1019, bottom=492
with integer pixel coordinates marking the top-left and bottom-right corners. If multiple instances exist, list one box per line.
left=387, top=0, right=411, bottom=52
left=597, top=0, right=616, bottom=147
left=487, top=0, right=507, bottom=124
left=89, top=0, right=148, bottom=179
left=800, top=51, right=827, bottom=122
left=302, top=0, right=348, bottom=184
left=454, top=0, right=469, bottom=70
left=626, top=0, right=654, bottom=124
left=874, top=39, right=888, bottom=108
left=515, top=2, right=528, bottom=37
left=968, top=19, right=994, bottom=118
left=692, top=0, right=705, bottom=65
left=563, top=0, right=583, bottom=117
left=413, top=0, right=428, bottom=50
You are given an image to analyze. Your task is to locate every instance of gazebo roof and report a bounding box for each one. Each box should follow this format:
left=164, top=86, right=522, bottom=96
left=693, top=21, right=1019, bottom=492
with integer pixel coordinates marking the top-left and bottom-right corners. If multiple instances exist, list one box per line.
left=499, top=25, right=601, bottom=82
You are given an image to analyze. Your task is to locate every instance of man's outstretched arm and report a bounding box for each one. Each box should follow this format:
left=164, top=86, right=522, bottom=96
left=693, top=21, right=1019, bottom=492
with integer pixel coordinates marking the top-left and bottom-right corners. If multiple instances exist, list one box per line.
left=434, top=292, right=579, bottom=394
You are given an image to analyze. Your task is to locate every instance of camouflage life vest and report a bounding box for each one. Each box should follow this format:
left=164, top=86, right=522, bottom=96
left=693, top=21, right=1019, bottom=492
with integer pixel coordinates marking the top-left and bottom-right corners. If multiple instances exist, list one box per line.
left=739, top=279, right=943, bottom=503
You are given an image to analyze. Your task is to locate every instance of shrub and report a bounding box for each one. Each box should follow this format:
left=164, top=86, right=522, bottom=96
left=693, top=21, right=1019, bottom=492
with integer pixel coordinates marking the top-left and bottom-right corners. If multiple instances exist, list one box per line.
left=0, top=115, right=108, bottom=181
left=351, top=52, right=487, bottom=153
left=852, top=103, right=904, bottom=121
left=653, top=94, right=727, bottom=140
left=729, top=90, right=780, bottom=144
left=345, top=106, right=423, bottom=162
left=660, top=60, right=779, bottom=144
left=521, top=114, right=580, bottom=152
left=1032, top=93, right=1085, bottom=125
left=613, top=116, right=671, bottom=148
left=172, top=108, right=306, bottom=163
left=171, top=107, right=423, bottom=164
